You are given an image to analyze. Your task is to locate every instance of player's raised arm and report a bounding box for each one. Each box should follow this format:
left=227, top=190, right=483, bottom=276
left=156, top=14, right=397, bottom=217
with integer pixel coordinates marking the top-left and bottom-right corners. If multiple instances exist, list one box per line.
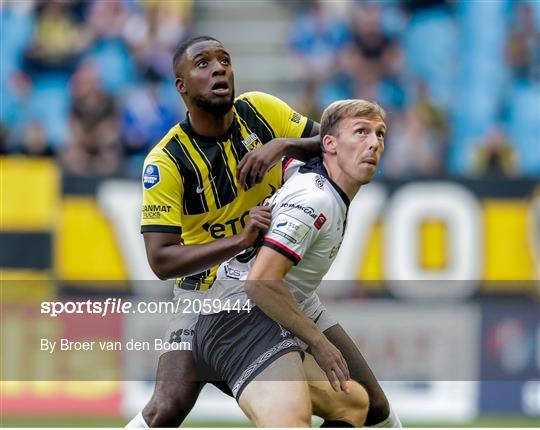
left=245, top=246, right=350, bottom=393
left=236, top=129, right=321, bottom=188
left=236, top=91, right=321, bottom=188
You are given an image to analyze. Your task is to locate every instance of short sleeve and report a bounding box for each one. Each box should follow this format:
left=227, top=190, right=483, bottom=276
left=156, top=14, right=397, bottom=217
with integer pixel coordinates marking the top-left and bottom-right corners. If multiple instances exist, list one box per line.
left=140, top=152, right=183, bottom=234
left=240, top=92, right=314, bottom=139
left=262, top=189, right=330, bottom=265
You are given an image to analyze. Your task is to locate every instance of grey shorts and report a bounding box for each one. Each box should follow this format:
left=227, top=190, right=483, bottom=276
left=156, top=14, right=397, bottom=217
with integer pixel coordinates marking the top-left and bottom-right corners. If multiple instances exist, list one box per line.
left=193, top=306, right=302, bottom=400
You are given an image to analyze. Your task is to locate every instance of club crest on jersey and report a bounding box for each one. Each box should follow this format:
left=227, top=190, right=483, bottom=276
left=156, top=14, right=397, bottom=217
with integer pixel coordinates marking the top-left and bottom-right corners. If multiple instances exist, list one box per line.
left=241, top=133, right=263, bottom=151
left=313, top=213, right=327, bottom=230
left=143, top=164, right=160, bottom=189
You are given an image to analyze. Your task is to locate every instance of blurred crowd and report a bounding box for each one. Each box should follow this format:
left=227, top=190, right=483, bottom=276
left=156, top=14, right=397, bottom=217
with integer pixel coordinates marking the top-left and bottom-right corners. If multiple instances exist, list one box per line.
left=1, top=0, right=538, bottom=178
left=290, top=0, right=539, bottom=177
left=1, top=0, right=191, bottom=176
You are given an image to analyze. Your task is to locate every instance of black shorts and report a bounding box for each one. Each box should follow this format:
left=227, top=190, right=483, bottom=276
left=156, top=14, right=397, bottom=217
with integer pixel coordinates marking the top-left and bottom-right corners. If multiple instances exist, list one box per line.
left=193, top=307, right=302, bottom=400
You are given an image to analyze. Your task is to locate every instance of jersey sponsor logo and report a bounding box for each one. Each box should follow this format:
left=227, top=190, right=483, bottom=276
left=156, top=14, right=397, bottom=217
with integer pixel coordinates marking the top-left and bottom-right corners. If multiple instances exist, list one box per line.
left=202, top=185, right=277, bottom=239
left=142, top=204, right=172, bottom=219
left=203, top=211, right=250, bottom=238
left=196, top=176, right=216, bottom=194
left=314, top=213, right=327, bottom=230
left=271, top=214, right=310, bottom=244
left=241, top=133, right=263, bottom=151
left=280, top=203, right=318, bottom=219
left=143, top=205, right=172, bottom=212
left=143, top=164, right=160, bottom=189
left=223, top=263, right=243, bottom=280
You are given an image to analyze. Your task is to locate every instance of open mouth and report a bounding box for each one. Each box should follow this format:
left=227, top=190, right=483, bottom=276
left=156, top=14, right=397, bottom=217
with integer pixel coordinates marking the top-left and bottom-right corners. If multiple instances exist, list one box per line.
left=363, top=158, right=377, bottom=166
left=211, top=81, right=230, bottom=96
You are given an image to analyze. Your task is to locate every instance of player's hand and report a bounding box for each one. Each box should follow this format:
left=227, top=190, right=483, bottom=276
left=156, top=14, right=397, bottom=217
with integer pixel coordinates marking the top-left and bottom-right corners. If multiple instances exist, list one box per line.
left=236, top=139, right=286, bottom=189
left=310, top=335, right=350, bottom=394
left=239, top=206, right=271, bottom=248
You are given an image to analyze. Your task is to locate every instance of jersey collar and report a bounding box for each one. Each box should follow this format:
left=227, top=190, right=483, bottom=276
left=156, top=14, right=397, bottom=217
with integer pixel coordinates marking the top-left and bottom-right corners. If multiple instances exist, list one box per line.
left=299, top=156, right=350, bottom=208
left=180, top=113, right=237, bottom=143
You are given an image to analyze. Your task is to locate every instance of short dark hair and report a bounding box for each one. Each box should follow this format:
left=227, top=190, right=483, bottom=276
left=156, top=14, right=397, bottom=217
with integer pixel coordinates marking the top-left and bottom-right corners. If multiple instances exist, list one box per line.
left=172, top=36, right=222, bottom=78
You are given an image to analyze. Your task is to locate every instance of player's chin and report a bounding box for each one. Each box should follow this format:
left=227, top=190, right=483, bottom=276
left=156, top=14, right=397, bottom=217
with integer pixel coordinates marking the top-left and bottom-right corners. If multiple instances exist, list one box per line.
left=356, top=166, right=377, bottom=183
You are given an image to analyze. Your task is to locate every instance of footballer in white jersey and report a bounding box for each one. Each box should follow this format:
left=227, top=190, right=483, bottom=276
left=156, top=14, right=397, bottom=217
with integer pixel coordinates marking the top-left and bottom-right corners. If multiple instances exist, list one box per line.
left=193, top=99, right=401, bottom=428
left=203, top=156, right=347, bottom=330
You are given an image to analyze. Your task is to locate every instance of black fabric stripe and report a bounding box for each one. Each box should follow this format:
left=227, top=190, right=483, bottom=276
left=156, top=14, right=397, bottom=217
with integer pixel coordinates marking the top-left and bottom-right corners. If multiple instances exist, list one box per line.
left=189, top=136, right=222, bottom=208
left=242, top=98, right=276, bottom=140
left=188, top=136, right=238, bottom=210
left=216, top=141, right=238, bottom=200
left=0, top=232, right=52, bottom=269
left=228, top=135, right=242, bottom=165
left=141, top=225, right=182, bottom=234
left=301, top=118, right=315, bottom=138
left=165, top=134, right=208, bottom=215
left=176, top=135, right=210, bottom=213
left=262, top=241, right=300, bottom=265
left=232, top=113, right=253, bottom=160
left=234, top=99, right=275, bottom=144
left=162, top=146, right=189, bottom=215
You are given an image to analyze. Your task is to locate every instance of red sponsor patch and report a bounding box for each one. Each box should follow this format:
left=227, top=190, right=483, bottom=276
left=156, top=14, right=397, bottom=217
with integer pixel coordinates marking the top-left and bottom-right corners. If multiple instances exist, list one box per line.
left=314, top=213, right=327, bottom=230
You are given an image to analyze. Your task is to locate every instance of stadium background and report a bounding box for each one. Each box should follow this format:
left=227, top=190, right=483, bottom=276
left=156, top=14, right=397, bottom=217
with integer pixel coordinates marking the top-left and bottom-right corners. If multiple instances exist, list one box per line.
left=1, top=0, right=539, bottom=427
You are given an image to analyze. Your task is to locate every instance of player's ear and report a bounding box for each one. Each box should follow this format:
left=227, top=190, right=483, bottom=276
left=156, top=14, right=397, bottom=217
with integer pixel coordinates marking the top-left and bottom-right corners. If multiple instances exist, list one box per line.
left=176, top=77, right=186, bottom=95
left=322, top=135, right=337, bottom=154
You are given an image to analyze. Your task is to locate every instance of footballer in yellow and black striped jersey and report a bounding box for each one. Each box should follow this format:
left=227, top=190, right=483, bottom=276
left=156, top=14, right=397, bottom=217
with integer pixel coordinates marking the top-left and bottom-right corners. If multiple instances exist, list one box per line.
left=141, top=91, right=313, bottom=291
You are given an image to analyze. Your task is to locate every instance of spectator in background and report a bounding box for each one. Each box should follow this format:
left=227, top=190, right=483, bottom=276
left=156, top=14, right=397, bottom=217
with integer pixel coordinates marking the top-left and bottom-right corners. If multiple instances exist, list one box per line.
left=383, top=81, right=447, bottom=177
left=120, top=69, right=183, bottom=175
left=123, top=0, right=192, bottom=80
left=290, top=0, right=351, bottom=108
left=506, top=1, right=540, bottom=83
left=345, top=2, right=403, bottom=100
left=469, top=125, right=518, bottom=178
left=61, top=60, right=121, bottom=176
left=22, top=0, right=90, bottom=74
left=15, top=121, right=55, bottom=157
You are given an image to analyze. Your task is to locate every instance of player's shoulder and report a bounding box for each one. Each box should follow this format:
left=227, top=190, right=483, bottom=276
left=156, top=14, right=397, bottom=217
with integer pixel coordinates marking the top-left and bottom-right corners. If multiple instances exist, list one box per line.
left=236, top=91, right=287, bottom=110
left=273, top=170, right=334, bottom=221
left=285, top=170, right=334, bottom=207
left=144, top=123, right=182, bottom=165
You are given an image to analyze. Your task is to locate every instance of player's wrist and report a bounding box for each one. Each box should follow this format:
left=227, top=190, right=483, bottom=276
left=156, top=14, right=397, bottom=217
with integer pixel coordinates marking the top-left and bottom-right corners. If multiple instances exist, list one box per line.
left=275, top=138, right=292, bottom=157
left=306, top=329, right=326, bottom=349
left=236, top=230, right=254, bottom=250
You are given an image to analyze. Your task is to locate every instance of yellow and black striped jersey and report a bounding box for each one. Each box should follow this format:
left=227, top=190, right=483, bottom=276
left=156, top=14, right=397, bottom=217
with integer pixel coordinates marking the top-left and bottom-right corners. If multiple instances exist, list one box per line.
left=141, top=91, right=314, bottom=291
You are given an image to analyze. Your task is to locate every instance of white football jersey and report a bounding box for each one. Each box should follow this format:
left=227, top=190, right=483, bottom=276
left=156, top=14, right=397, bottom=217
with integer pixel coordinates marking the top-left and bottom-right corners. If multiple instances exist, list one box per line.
left=205, top=157, right=349, bottom=309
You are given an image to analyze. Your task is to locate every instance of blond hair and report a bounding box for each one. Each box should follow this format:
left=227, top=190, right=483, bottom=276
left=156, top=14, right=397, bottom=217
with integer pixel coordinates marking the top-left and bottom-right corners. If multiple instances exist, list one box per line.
left=320, top=99, right=386, bottom=139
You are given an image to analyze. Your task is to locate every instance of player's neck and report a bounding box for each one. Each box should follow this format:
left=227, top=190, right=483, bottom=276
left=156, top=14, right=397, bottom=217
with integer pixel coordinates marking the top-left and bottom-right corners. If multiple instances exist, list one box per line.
left=187, top=109, right=234, bottom=138
left=322, top=158, right=361, bottom=201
